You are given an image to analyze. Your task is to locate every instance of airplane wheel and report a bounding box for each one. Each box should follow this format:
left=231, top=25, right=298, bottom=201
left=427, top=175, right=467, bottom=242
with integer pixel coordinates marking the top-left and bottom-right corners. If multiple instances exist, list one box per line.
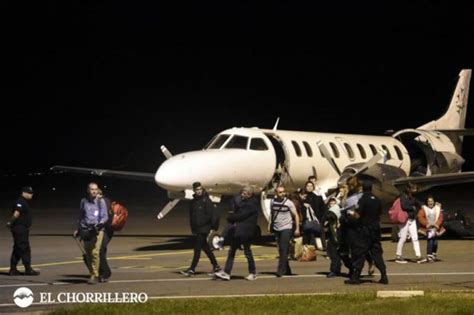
left=208, top=231, right=224, bottom=251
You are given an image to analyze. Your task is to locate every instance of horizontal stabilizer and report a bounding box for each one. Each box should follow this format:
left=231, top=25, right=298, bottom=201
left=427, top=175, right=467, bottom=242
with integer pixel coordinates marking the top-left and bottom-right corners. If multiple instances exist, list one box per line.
left=426, top=129, right=474, bottom=136
left=50, top=165, right=155, bottom=182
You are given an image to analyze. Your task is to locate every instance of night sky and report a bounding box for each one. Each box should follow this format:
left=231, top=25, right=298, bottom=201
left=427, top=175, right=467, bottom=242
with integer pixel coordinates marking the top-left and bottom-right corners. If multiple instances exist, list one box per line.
left=3, top=2, right=474, bottom=174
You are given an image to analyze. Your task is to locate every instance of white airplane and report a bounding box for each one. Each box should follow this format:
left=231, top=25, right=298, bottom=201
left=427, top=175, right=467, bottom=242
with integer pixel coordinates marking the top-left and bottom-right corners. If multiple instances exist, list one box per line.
left=52, top=69, right=474, bottom=225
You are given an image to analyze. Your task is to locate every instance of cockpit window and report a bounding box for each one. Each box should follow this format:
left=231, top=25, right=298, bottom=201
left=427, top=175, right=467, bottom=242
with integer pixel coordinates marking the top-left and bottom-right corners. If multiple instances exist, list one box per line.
left=250, top=138, right=268, bottom=151
left=225, top=135, right=249, bottom=149
left=207, top=134, right=230, bottom=149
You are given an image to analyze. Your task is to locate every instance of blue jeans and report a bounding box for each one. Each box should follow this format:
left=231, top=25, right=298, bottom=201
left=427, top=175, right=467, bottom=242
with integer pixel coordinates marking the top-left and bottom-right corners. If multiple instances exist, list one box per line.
left=224, top=240, right=256, bottom=275
left=427, top=236, right=438, bottom=255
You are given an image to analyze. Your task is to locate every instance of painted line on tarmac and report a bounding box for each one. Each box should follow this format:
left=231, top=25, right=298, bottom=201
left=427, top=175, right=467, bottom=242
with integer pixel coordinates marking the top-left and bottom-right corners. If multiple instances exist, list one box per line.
left=1, top=271, right=474, bottom=289
left=0, top=282, right=68, bottom=288
left=0, top=246, right=265, bottom=271
left=0, top=249, right=196, bottom=271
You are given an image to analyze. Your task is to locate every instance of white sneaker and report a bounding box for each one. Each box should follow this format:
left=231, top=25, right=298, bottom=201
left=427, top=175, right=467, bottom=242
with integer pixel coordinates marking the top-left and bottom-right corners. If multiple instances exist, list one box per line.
left=415, top=256, right=426, bottom=264
left=214, top=270, right=231, bottom=281
left=395, top=256, right=407, bottom=264
left=245, top=273, right=257, bottom=281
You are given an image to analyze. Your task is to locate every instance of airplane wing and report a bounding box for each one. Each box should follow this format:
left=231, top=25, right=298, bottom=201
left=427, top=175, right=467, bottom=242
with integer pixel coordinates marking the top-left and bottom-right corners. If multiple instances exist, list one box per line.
left=50, top=165, right=155, bottom=182
left=392, top=171, right=474, bottom=188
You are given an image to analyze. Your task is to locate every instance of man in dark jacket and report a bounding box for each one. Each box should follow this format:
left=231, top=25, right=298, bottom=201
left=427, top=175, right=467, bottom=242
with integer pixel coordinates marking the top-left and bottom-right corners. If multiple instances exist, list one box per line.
left=345, top=181, right=388, bottom=285
left=7, top=186, right=40, bottom=276
left=180, top=182, right=221, bottom=276
left=215, top=186, right=259, bottom=281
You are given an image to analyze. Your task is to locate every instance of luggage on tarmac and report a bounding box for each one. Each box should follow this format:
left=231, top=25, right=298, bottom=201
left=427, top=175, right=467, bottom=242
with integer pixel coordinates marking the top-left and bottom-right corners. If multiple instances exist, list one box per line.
left=444, top=220, right=474, bottom=237
left=299, top=245, right=317, bottom=262
left=289, top=236, right=304, bottom=260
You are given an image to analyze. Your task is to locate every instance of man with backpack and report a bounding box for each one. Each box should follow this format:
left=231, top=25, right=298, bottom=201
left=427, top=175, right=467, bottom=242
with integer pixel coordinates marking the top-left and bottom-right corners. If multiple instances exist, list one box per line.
left=73, top=182, right=108, bottom=285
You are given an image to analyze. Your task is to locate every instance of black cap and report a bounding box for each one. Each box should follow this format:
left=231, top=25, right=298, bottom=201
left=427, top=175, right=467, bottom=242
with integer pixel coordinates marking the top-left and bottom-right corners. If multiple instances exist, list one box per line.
left=21, top=186, right=34, bottom=194
left=192, top=182, right=202, bottom=189
left=362, top=181, right=373, bottom=192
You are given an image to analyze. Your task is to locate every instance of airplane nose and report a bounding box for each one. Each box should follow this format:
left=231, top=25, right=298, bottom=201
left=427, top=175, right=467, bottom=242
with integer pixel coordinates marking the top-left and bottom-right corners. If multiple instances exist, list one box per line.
left=155, top=158, right=185, bottom=190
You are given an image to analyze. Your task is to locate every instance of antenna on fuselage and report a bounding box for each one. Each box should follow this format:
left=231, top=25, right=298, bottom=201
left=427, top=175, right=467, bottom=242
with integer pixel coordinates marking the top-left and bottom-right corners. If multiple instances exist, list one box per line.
left=272, top=117, right=280, bottom=131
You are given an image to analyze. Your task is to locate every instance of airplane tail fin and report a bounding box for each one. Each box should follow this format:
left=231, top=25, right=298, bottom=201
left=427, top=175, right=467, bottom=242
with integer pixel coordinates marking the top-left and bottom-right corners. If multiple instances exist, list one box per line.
left=418, top=69, right=471, bottom=130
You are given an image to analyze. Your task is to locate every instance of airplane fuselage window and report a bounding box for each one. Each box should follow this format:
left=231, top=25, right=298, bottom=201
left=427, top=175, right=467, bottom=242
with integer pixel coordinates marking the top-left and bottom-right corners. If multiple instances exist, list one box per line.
left=250, top=138, right=269, bottom=151
left=344, top=143, right=355, bottom=159
left=381, top=145, right=392, bottom=159
left=208, top=134, right=231, bottom=149
left=303, top=141, right=313, bottom=157
left=226, top=135, right=249, bottom=149
left=369, top=144, right=377, bottom=156
left=394, top=145, right=403, bottom=160
left=330, top=142, right=340, bottom=158
left=357, top=143, right=367, bottom=159
left=291, top=141, right=302, bottom=157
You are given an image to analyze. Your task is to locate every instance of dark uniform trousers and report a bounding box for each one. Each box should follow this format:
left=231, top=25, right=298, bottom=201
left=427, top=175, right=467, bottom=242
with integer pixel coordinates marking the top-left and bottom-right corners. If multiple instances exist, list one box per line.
left=351, top=225, right=386, bottom=276
left=327, top=225, right=353, bottom=274
left=10, top=225, right=31, bottom=268
left=190, top=233, right=219, bottom=271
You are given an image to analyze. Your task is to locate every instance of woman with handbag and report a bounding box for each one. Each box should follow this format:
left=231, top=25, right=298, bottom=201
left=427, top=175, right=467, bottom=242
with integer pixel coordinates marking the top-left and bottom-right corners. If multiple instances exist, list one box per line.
left=299, top=190, right=321, bottom=246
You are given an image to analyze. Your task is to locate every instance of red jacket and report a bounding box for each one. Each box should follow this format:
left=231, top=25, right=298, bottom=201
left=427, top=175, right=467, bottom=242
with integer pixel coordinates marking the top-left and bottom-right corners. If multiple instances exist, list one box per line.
left=417, top=205, right=446, bottom=236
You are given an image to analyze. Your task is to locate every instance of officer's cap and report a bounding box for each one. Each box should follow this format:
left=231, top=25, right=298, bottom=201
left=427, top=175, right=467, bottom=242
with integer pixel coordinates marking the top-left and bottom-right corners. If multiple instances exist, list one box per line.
left=21, top=186, right=34, bottom=194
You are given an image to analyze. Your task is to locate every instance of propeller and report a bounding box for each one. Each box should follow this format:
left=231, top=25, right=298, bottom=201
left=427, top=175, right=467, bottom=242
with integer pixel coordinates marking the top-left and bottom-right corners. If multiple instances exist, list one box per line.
left=317, top=140, right=342, bottom=176
left=317, top=139, right=387, bottom=185
left=157, top=145, right=179, bottom=220
left=351, top=147, right=387, bottom=178
left=161, top=145, right=173, bottom=160
left=157, top=199, right=180, bottom=220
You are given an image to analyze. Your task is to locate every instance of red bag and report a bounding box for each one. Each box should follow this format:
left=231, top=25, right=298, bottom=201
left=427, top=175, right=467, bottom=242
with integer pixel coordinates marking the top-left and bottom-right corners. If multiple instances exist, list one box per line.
left=111, top=201, right=128, bottom=231
left=388, top=198, right=408, bottom=225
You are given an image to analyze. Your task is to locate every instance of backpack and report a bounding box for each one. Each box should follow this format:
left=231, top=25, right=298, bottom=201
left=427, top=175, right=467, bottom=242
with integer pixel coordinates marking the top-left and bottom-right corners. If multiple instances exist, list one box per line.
left=110, top=201, right=128, bottom=231
left=388, top=198, right=408, bottom=225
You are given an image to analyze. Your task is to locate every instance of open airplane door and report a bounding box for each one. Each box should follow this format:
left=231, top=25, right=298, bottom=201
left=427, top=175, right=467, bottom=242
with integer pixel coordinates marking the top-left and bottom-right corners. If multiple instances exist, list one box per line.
left=260, top=190, right=272, bottom=223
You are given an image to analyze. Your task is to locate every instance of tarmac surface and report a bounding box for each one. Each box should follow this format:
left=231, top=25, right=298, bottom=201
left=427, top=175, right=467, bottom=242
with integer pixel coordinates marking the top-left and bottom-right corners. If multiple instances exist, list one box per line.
left=0, top=178, right=473, bottom=313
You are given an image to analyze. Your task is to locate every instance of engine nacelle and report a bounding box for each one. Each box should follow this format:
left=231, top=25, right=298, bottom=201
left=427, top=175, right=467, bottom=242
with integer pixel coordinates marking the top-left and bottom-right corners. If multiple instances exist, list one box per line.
left=393, top=129, right=464, bottom=176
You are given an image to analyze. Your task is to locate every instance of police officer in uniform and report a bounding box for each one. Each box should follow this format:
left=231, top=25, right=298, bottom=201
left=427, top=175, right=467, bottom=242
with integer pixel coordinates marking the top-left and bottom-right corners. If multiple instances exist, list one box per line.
left=345, top=181, right=388, bottom=285
left=6, top=186, right=40, bottom=276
